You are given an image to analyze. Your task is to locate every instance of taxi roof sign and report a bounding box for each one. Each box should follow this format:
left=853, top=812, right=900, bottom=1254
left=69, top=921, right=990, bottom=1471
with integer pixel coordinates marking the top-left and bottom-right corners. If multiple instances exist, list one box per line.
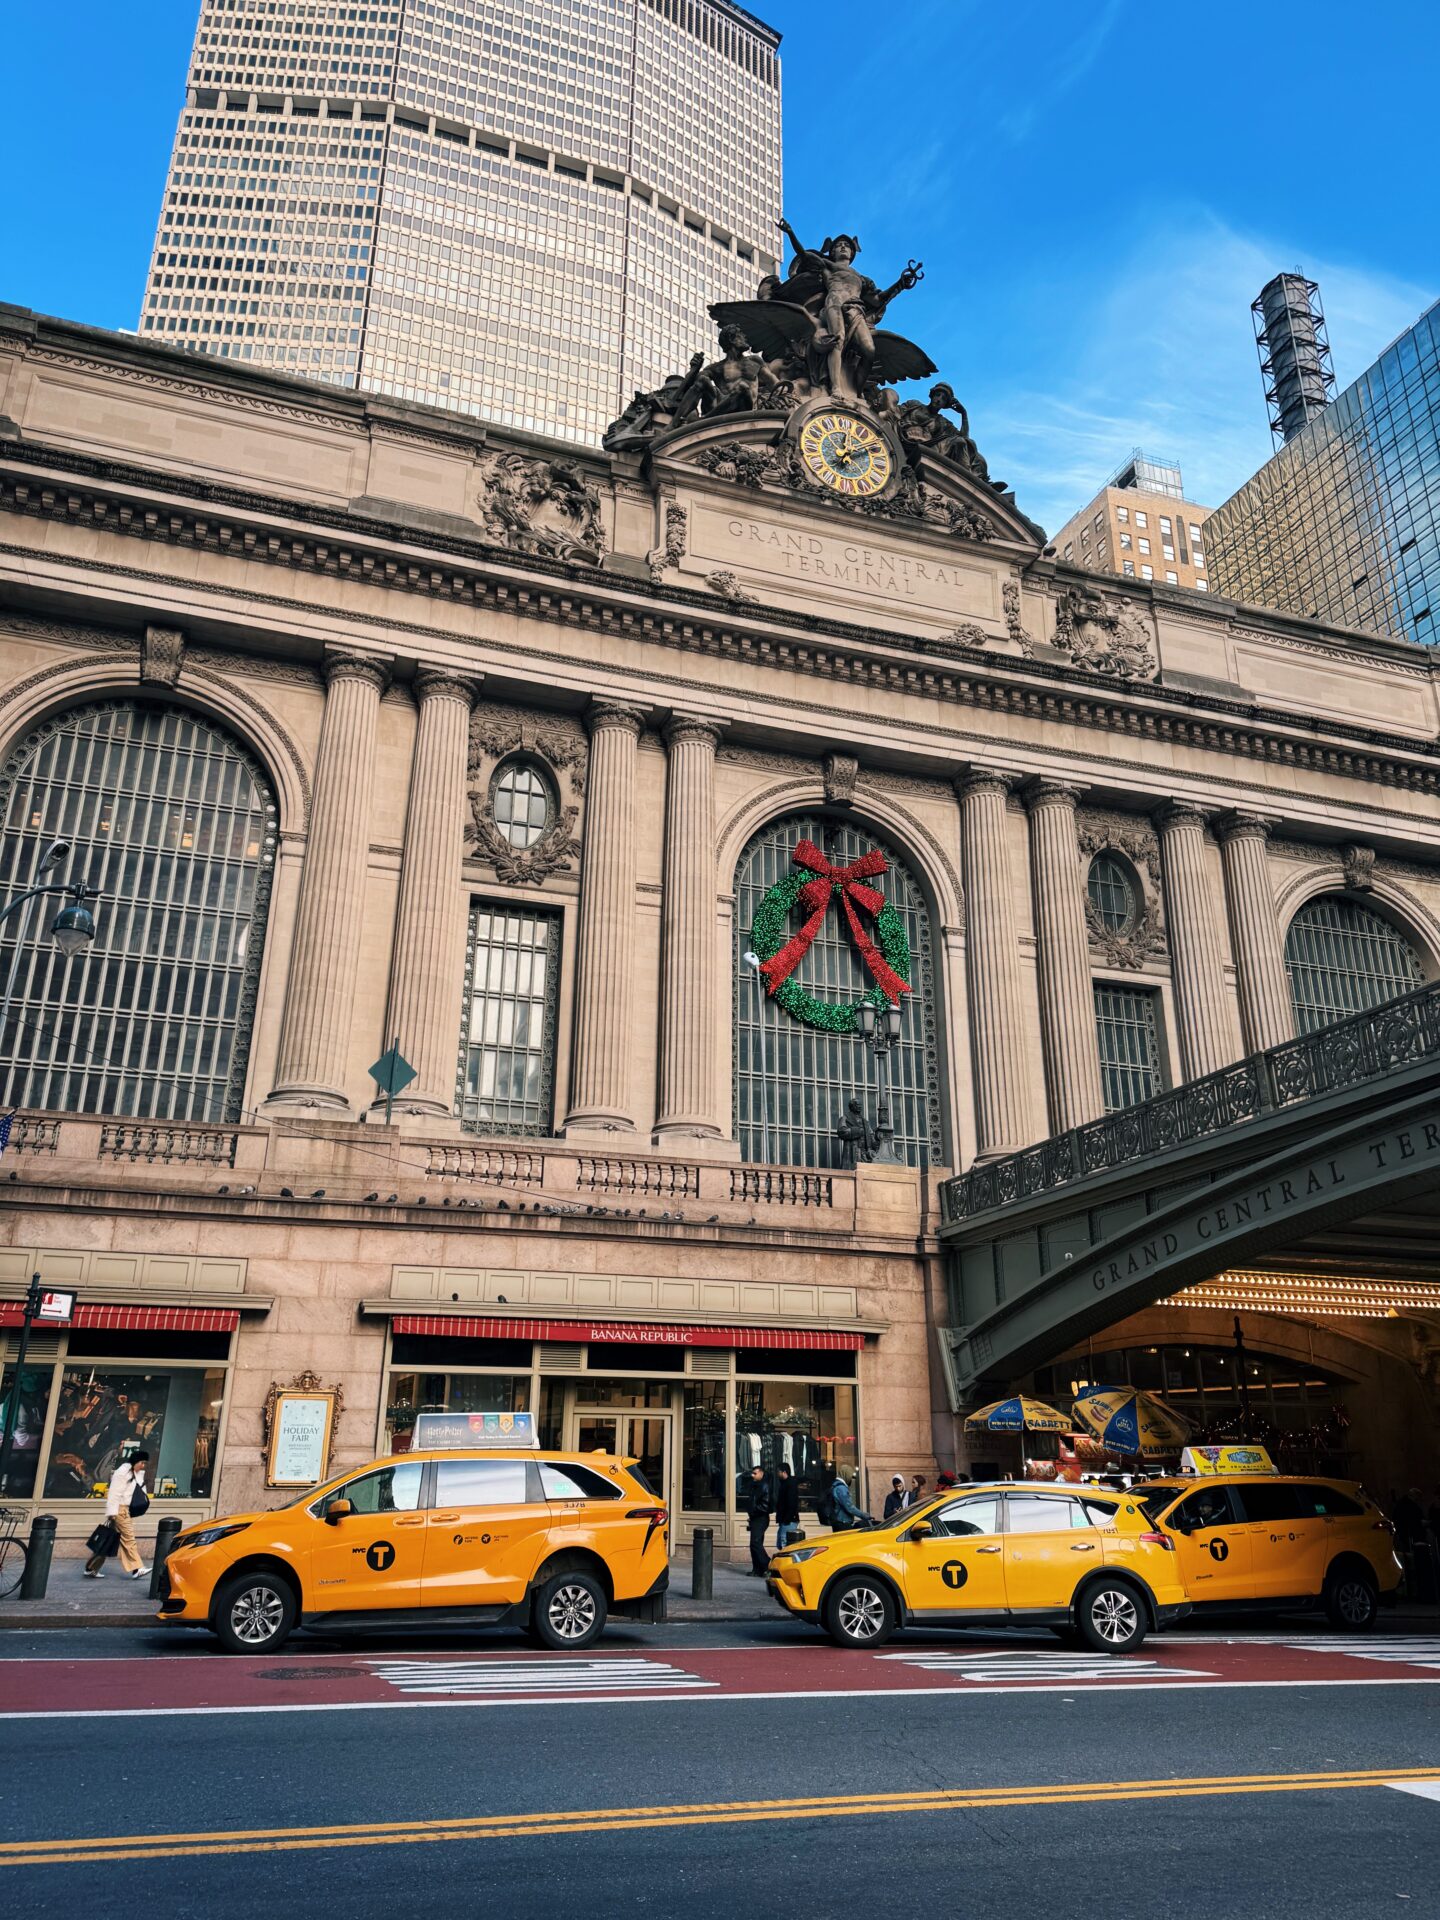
left=410, top=1411, right=538, bottom=1451
left=1180, top=1444, right=1277, bottom=1477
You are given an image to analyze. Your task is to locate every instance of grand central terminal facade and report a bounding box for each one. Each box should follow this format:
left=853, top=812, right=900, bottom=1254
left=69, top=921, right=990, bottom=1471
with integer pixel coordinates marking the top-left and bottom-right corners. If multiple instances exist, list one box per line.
left=1, top=245, right=1438, bottom=1553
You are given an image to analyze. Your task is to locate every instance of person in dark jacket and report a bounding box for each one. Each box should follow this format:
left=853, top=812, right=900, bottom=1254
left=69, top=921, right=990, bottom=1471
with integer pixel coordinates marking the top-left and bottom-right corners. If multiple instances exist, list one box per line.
left=744, top=1465, right=773, bottom=1575
left=775, top=1464, right=802, bottom=1551
left=882, top=1476, right=908, bottom=1520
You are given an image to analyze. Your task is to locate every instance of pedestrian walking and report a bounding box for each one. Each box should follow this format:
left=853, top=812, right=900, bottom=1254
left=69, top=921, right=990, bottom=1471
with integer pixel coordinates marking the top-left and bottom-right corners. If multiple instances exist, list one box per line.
left=83, top=1449, right=151, bottom=1580
left=775, top=1463, right=802, bottom=1551
left=882, top=1475, right=907, bottom=1520
left=744, top=1464, right=773, bottom=1576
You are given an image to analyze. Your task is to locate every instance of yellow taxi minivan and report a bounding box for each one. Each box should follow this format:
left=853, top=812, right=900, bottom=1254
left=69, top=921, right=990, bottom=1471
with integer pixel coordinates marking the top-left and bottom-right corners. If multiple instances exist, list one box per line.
left=159, top=1433, right=669, bottom=1654
left=768, top=1483, right=1189, bottom=1652
left=1135, top=1470, right=1402, bottom=1629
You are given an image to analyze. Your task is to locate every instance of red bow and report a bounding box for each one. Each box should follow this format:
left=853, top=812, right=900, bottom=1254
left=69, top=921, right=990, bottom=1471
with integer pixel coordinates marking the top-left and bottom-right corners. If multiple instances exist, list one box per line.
left=760, top=839, right=910, bottom=1002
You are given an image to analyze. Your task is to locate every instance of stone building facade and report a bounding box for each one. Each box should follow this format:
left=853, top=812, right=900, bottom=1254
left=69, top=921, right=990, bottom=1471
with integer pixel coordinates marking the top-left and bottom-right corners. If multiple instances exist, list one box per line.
left=1, top=297, right=1438, bottom=1555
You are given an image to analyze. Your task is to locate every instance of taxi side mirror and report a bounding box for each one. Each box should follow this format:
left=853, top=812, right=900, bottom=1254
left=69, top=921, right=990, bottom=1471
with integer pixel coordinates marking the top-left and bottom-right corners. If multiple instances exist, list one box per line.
left=1171, top=1516, right=1192, bottom=1535
left=907, top=1519, right=933, bottom=1540
left=324, top=1499, right=354, bottom=1525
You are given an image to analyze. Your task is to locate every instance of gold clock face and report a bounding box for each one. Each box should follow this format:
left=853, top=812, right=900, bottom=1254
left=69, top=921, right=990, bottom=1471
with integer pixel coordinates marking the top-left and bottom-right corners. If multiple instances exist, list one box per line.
left=798, top=412, right=893, bottom=497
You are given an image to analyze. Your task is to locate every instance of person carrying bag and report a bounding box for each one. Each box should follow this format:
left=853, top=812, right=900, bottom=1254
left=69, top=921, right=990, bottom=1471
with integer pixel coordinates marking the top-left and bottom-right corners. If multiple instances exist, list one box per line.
left=83, top=1449, right=151, bottom=1580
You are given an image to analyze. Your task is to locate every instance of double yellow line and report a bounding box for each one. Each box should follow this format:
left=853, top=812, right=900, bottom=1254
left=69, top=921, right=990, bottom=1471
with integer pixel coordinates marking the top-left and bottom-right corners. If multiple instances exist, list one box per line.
left=4, top=1767, right=1439, bottom=1868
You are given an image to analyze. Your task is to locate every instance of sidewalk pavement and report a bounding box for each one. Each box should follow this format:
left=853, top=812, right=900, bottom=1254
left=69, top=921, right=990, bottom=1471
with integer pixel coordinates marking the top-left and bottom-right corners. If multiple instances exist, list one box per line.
left=0, top=1553, right=777, bottom=1630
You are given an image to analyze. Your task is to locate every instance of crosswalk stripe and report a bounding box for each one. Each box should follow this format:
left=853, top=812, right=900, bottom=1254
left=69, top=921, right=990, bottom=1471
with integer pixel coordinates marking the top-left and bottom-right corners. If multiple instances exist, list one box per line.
left=875, top=1651, right=1215, bottom=1681
left=365, top=1658, right=716, bottom=1695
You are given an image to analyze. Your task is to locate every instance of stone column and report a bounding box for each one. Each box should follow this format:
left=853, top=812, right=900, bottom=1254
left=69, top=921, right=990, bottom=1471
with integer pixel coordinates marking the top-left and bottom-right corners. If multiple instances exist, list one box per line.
left=957, top=769, right=1033, bottom=1157
left=381, top=671, right=479, bottom=1117
left=1156, top=803, right=1237, bottom=1081
left=564, top=701, right=646, bottom=1133
left=655, top=715, right=724, bottom=1142
left=268, top=651, right=389, bottom=1110
left=1217, top=812, right=1294, bottom=1055
left=1024, top=779, right=1106, bottom=1133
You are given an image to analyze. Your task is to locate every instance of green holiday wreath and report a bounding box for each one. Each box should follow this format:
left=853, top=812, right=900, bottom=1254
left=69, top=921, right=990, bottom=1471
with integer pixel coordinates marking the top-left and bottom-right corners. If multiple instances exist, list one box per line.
left=749, top=840, right=911, bottom=1034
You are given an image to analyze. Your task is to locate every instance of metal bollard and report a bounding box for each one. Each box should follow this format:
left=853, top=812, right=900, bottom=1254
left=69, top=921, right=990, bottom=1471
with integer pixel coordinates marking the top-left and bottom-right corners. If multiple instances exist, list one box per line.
left=691, top=1527, right=713, bottom=1601
left=149, top=1515, right=184, bottom=1599
left=19, top=1514, right=56, bottom=1600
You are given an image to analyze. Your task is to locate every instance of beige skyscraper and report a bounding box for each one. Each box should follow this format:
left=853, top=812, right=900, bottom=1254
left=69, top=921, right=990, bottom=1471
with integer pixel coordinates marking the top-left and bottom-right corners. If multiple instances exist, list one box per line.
left=139, top=0, right=783, bottom=444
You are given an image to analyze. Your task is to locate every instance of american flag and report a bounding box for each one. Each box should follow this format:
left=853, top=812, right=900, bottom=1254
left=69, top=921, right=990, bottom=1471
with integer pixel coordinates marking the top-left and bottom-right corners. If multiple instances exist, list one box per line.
left=0, top=1113, right=14, bottom=1156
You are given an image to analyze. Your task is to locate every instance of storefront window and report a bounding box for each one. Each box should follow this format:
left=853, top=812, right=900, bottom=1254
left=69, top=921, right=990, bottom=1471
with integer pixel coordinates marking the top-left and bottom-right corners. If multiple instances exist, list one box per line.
left=682, top=1383, right=725, bottom=1512
left=734, top=1382, right=857, bottom=1516
left=42, top=1366, right=225, bottom=1499
left=0, top=1364, right=53, bottom=1498
left=385, top=1371, right=528, bottom=1449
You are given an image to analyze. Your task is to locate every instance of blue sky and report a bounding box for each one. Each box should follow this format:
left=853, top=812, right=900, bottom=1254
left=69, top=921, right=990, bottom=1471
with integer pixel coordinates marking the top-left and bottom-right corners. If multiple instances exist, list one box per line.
left=1, top=1, right=1434, bottom=532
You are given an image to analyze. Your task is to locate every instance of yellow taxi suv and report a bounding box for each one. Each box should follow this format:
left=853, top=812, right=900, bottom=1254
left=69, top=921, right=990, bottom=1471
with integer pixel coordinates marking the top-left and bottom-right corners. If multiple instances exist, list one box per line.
left=1135, top=1471, right=1401, bottom=1630
left=768, top=1483, right=1189, bottom=1652
left=158, top=1443, right=670, bottom=1655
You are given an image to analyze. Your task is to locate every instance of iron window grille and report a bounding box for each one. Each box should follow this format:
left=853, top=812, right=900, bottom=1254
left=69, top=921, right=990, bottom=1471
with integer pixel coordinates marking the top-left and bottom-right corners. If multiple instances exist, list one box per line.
left=733, top=812, right=943, bottom=1169
left=1093, top=982, right=1163, bottom=1113
left=1283, top=895, right=1424, bottom=1036
left=457, top=901, right=561, bottom=1136
left=0, top=700, right=276, bottom=1123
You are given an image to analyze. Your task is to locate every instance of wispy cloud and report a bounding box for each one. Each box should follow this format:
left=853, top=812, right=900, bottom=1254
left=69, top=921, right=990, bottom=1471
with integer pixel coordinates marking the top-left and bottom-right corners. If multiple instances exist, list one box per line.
left=997, top=0, right=1123, bottom=145
left=963, top=212, right=1435, bottom=534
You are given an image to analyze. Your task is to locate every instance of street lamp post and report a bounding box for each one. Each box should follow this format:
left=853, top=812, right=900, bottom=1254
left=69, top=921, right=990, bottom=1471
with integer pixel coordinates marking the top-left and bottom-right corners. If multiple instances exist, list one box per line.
left=0, top=837, right=100, bottom=1062
left=854, top=997, right=905, bottom=1166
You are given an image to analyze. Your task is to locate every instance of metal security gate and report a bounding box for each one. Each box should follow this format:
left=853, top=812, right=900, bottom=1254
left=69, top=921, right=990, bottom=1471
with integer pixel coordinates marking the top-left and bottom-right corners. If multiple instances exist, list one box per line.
left=0, top=702, right=276, bottom=1122
left=733, top=813, right=942, bottom=1168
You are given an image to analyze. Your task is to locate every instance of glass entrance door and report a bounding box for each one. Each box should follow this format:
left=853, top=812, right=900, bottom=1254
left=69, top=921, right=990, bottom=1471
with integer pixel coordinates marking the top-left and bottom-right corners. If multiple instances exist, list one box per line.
left=572, top=1411, right=673, bottom=1511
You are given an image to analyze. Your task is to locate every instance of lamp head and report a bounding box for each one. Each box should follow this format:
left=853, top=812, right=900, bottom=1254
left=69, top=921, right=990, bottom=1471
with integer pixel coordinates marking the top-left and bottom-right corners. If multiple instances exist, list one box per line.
left=39, top=838, right=71, bottom=871
left=49, top=899, right=96, bottom=958
left=741, top=950, right=762, bottom=973
left=885, top=999, right=904, bottom=1042
left=854, top=1000, right=876, bottom=1040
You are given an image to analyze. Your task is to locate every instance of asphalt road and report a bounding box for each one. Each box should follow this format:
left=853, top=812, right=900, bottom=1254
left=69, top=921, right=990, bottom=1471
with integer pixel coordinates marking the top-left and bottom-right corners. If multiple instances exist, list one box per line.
left=2, top=1621, right=1438, bottom=1918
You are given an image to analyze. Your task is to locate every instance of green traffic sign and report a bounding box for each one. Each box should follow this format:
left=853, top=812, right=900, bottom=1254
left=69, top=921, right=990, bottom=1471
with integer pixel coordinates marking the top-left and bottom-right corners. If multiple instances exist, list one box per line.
left=369, top=1043, right=417, bottom=1097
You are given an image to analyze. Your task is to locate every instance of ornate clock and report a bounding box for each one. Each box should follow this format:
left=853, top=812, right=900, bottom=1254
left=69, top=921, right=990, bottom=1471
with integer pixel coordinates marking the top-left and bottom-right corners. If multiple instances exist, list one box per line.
left=797, top=411, right=893, bottom=498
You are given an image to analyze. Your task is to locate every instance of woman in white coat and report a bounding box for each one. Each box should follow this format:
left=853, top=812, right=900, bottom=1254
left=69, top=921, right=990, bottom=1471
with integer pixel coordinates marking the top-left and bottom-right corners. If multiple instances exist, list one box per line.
left=83, top=1449, right=150, bottom=1579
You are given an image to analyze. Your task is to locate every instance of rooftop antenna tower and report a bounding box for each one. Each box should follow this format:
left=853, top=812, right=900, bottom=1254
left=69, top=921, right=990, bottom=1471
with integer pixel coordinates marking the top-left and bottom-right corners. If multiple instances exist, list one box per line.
left=1252, top=272, right=1336, bottom=447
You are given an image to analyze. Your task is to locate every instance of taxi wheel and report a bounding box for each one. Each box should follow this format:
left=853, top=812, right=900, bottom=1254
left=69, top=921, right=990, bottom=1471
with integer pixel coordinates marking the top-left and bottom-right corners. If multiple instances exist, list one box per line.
left=212, top=1571, right=296, bottom=1655
left=1075, top=1578, right=1147, bottom=1655
left=532, top=1570, right=608, bottom=1651
left=1323, top=1567, right=1378, bottom=1632
left=824, top=1573, right=897, bottom=1649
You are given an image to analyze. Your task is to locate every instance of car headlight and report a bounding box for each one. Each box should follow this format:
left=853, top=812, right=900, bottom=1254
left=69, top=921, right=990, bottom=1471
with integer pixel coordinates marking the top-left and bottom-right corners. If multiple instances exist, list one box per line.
left=782, top=1546, right=829, bottom=1564
left=175, top=1523, right=250, bottom=1552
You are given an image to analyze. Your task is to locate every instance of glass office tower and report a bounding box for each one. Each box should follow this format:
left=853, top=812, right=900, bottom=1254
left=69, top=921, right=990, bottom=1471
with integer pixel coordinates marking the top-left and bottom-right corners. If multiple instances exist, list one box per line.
left=139, top=0, right=782, bottom=445
left=1206, top=300, right=1440, bottom=646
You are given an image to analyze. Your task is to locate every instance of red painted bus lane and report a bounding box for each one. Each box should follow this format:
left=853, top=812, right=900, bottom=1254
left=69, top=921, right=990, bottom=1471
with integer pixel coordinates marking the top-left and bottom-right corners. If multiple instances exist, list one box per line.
left=2, top=1637, right=1439, bottom=1718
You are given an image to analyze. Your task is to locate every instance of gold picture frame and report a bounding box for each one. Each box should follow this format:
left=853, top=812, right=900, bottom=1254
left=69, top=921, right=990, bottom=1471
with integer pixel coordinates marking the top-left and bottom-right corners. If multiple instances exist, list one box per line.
left=262, top=1370, right=343, bottom=1489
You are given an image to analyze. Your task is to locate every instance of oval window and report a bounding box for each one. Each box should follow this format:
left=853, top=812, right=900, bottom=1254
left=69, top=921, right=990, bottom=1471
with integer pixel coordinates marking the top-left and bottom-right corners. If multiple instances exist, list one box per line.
left=1087, top=853, right=1136, bottom=934
left=491, top=761, right=553, bottom=849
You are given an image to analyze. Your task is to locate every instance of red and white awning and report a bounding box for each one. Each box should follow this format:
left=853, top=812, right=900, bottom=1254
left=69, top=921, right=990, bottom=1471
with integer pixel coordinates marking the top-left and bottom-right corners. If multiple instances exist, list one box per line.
left=391, top=1314, right=865, bottom=1351
left=0, top=1303, right=240, bottom=1333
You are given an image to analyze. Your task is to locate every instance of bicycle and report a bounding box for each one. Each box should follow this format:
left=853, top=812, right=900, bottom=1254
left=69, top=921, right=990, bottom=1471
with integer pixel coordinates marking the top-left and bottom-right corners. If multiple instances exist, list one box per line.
left=0, top=1507, right=28, bottom=1599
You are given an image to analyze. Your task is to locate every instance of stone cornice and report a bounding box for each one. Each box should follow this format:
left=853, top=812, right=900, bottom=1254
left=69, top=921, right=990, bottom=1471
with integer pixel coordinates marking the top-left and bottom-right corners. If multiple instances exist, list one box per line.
left=3, top=438, right=1440, bottom=804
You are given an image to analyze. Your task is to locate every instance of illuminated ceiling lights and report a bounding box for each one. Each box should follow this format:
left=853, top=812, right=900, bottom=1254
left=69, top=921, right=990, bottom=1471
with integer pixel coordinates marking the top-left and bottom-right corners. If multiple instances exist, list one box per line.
left=1164, top=1270, right=1440, bottom=1318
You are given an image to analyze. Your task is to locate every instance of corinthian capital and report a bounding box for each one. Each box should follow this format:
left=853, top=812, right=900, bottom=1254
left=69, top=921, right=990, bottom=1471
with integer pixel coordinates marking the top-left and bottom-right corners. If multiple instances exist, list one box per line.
left=323, top=649, right=391, bottom=694
left=414, top=669, right=482, bottom=710
left=586, top=699, right=649, bottom=740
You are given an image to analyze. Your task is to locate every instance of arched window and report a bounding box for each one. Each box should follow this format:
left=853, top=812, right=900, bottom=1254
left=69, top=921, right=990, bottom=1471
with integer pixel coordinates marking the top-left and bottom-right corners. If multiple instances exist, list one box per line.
left=733, top=813, right=942, bottom=1169
left=1284, top=894, right=1425, bottom=1035
left=0, top=702, right=277, bottom=1122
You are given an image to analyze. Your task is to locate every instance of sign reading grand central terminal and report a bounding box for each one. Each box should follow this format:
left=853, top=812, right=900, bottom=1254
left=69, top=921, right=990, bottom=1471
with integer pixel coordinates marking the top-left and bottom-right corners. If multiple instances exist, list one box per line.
left=690, top=503, right=999, bottom=624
